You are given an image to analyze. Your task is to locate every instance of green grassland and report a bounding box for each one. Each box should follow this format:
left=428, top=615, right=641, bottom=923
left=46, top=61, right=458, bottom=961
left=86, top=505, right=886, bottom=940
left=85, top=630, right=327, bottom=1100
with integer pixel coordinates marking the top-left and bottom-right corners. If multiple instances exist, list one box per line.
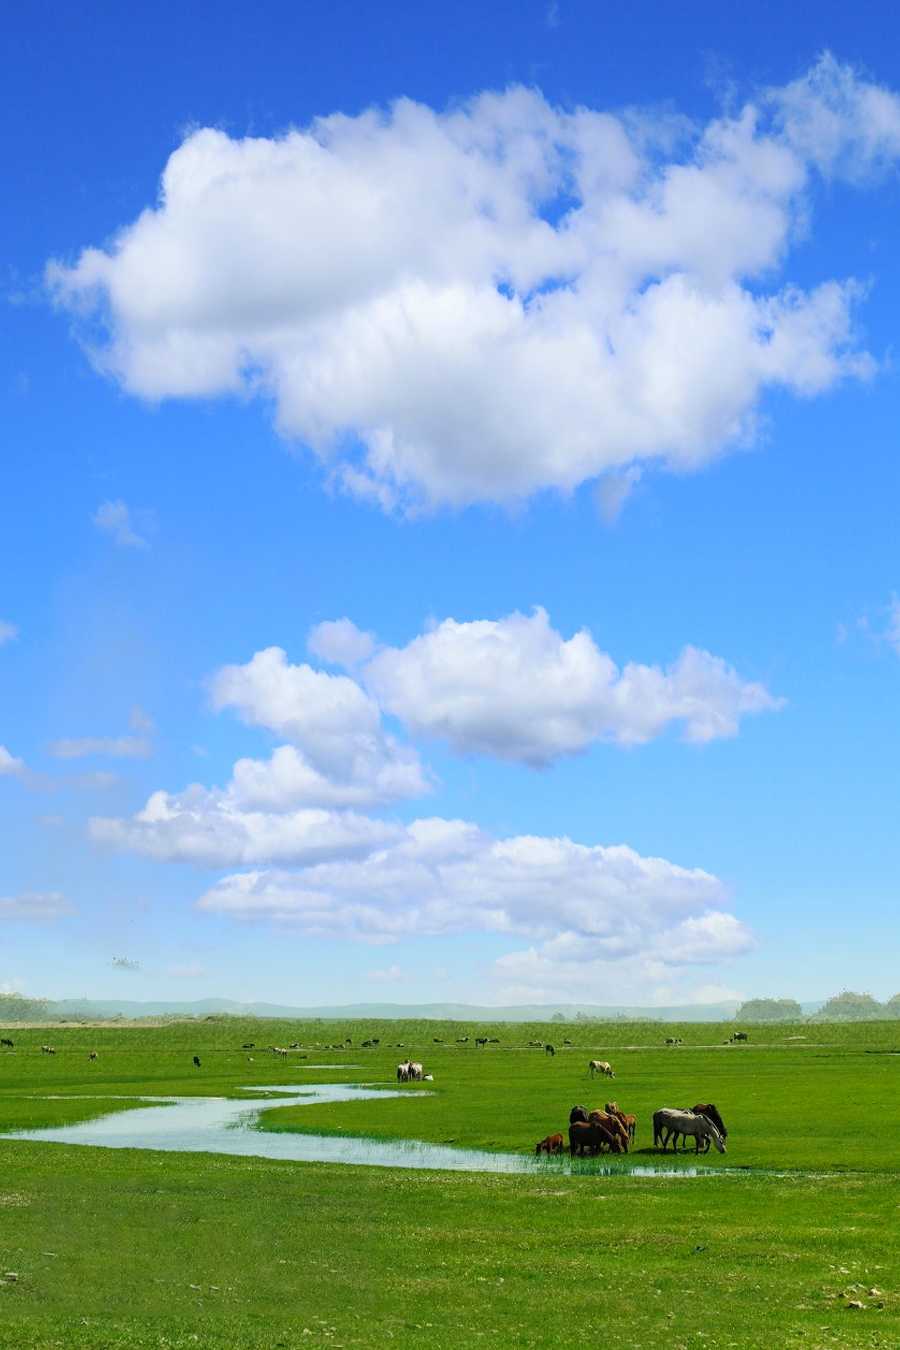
left=0, top=1017, right=898, bottom=1348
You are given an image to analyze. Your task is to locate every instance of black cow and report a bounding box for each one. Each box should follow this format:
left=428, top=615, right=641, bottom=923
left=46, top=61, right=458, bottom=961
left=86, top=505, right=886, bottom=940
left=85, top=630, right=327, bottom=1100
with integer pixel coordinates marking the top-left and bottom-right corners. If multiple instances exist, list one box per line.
left=192, top=1055, right=201, bottom=1068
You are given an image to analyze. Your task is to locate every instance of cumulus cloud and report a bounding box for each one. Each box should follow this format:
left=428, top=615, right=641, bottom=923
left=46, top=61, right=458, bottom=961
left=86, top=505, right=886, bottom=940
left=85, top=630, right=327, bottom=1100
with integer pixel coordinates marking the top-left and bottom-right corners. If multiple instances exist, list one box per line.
left=0, top=745, right=25, bottom=776
left=0, top=620, right=18, bottom=646
left=196, top=820, right=742, bottom=955
left=111, top=956, right=141, bottom=971
left=92, top=499, right=148, bottom=548
left=362, top=608, right=783, bottom=764
left=308, top=618, right=377, bottom=667
left=0, top=891, right=73, bottom=921
left=210, top=646, right=428, bottom=800
left=47, top=56, right=886, bottom=512
left=91, top=788, right=398, bottom=866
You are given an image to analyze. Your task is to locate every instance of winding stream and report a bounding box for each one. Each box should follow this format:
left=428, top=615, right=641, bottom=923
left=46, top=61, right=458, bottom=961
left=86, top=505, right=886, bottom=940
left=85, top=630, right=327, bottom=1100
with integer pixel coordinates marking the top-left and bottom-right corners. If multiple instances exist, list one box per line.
left=0, top=1082, right=706, bottom=1177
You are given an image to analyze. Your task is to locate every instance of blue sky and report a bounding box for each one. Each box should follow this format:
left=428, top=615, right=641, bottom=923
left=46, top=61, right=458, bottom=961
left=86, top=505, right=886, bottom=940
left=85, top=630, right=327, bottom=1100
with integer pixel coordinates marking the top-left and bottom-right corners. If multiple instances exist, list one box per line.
left=3, top=2, right=900, bottom=1007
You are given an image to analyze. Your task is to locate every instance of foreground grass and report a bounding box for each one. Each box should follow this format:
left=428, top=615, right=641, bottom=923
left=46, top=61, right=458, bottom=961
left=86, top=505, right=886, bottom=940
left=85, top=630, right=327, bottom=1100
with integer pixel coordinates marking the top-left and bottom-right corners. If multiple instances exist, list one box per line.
left=1, top=1141, right=898, bottom=1349
left=1, top=1017, right=899, bottom=1347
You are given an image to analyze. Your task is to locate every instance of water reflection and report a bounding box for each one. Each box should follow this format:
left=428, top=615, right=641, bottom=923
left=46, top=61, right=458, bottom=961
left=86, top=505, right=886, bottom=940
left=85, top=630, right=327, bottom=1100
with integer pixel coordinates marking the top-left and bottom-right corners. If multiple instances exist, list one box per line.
left=1, top=1083, right=705, bottom=1178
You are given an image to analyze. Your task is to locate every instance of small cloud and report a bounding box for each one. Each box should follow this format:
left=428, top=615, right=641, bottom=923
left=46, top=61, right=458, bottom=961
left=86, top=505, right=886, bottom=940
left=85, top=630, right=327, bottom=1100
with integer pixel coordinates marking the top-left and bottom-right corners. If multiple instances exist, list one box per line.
left=167, top=962, right=205, bottom=979
left=0, top=745, right=25, bottom=776
left=0, top=620, right=18, bottom=646
left=111, top=956, right=141, bottom=972
left=595, top=467, right=642, bottom=525
left=93, top=499, right=148, bottom=549
left=368, top=963, right=403, bottom=982
left=0, top=891, right=73, bottom=921
left=49, top=735, right=151, bottom=760
left=73, top=770, right=120, bottom=791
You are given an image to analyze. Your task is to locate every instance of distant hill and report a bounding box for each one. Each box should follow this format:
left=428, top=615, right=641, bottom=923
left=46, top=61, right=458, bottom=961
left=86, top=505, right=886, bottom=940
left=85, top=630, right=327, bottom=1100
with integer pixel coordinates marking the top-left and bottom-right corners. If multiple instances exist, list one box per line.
left=40, top=996, right=808, bottom=1023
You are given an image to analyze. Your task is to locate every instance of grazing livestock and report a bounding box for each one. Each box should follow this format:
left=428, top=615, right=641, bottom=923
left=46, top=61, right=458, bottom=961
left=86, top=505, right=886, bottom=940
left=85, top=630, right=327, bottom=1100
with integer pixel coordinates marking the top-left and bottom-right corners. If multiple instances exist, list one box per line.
left=396, top=1060, right=411, bottom=1082
left=653, top=1109, right=726, bottom=1154
left=433, top=1038, right=443, bottom=1044
left=88, top=1052, right=98, bottom=1062
left=41, top=1045, right=56, bottom=1055
left=730, top=1031, right=749, bottom=1042
left=692, top=1103, right=727, bottom=1141
left=604, top=1101, right=637, bottom=1144
left=665, top=1037, right=684, bottom=1046
left=569, top=1105, right=589, bottom=1125
left=192, top=1056, right=201, bottom=1068
left=535, top=1132, right=564, bottom=1155
left=475, top=1037, right=488, bottom=1048
left=545, top=1043, right=555, bottom=1056
left=241, top=1043, right=255, bottom=1050
left=457, top=1036, right=468, bottom=1043
left=569, top=1121, right=622, bottom=1156
left=0, top=1038, right=13, bottom=1048
left=589, top=1060, right=614, bottom=1078
left=588, top=1109, right=629, bottom=1151
left=528, top=1040, right=543, bottom=1048
left=407, top=1061, right=425, bottom=1081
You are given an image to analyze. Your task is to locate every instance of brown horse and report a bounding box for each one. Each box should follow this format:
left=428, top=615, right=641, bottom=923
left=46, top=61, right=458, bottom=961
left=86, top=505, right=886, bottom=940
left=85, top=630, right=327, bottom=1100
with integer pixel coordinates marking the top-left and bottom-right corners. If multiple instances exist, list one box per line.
left=588, top=1109, right=629, bottom=1151
left=569, top=1105, right=590, bottom=1125
left=535, top=1132, right=564, bottom=1155
left=604, top=1101, right=637, bottom=1144
left=569, top=1121, right=622, bottom=1156
left=692, top=1103, right=727, bottom=1141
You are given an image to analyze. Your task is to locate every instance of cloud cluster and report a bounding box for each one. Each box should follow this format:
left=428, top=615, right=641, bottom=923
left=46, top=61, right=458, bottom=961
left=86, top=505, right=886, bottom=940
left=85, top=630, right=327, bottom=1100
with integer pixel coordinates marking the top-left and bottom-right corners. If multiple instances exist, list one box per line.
left=92, top=499, right=148, bottom=548
left=48, top=56, right=887, bottom=512
left=90, top=612, right=769, bottom=981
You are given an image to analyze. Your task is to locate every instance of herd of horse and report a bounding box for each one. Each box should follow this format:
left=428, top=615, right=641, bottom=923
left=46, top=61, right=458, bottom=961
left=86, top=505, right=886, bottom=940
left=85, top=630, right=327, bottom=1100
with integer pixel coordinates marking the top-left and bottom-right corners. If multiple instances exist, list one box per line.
left=536, top=1100, right=728, bottom=1157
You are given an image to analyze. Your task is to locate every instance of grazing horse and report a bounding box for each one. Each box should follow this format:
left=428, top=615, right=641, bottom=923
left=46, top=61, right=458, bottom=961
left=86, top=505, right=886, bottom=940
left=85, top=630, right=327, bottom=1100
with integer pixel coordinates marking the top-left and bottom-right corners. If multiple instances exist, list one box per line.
left=396, top=1060, right=411, bottom=1082
left=691, top=1103, right=727, bottom=1141
left=192, top=1055, right=201, bottom=1068
left=604, top=1102, right=637, bottom=1144
left=0, top=1038, right=13, bottom=1048
left=535, top=1132, right=564, bottom=1155
left=407, top=1061, right=425, bottom=1081
left=588, top=1109, right=629, bottom=1151
left=569, top=1121, right=622, bottom=1156
left=569, top=1105, right=590, bottom=1125
left=589, top=1060, right=614, bottom=1078
left=545, top=1043, right=556, bottom=1056
left=653, top=1109, right=726, bottom=1154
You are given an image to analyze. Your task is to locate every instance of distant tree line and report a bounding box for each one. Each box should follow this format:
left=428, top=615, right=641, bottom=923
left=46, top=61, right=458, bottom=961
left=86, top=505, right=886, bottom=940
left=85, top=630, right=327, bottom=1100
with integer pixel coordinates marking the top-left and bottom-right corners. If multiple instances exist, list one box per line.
left=0, top=992, right=51, bottom=1022
left=737, top=991, right=900, bottom=1022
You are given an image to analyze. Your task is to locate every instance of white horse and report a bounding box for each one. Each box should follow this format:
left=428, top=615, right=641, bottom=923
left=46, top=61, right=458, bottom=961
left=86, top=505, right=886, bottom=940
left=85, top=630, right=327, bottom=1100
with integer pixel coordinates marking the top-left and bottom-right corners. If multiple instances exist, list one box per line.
left=653, top=1109, right=726, bottom=1154
left=407, top=1061, right=424, bottom=1081
left=589, top=1060, right=614, bottom=1078
left=396, top=1060, right=411, bottom=1082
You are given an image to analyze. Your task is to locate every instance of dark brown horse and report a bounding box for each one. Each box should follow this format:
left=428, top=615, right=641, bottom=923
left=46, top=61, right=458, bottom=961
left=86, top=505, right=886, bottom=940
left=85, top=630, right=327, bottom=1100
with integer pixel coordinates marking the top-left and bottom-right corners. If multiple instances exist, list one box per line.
left=569, top=1105, right=589, bottom=1125
left=569, top=1121, right=622, bottom=1156
left=588, top=1109, right=629, bottom=1151
left=692, top=1103, right=727, bottom=1142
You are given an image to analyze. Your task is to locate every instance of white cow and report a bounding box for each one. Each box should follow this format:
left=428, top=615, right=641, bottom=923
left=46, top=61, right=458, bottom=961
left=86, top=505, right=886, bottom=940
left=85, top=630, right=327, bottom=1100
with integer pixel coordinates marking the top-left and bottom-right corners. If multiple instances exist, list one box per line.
left=589, top=1060, right=614, bottom=1078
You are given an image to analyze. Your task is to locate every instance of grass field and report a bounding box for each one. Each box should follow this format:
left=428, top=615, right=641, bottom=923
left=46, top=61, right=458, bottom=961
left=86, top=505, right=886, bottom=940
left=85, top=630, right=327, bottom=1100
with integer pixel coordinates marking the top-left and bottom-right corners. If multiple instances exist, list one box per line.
left=1, top=1016, right=898, bottom=1348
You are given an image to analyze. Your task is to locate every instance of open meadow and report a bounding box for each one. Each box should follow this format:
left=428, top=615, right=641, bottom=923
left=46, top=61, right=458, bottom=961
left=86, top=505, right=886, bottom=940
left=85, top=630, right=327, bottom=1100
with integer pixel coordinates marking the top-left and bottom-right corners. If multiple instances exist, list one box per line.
left=0, top=1016, right=898, bottom=1349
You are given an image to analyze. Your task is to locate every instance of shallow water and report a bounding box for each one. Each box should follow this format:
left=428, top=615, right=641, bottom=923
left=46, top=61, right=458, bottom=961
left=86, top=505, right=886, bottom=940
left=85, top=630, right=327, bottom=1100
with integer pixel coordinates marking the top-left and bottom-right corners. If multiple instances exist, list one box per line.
left=0, top=1082, right=706, bottom=1178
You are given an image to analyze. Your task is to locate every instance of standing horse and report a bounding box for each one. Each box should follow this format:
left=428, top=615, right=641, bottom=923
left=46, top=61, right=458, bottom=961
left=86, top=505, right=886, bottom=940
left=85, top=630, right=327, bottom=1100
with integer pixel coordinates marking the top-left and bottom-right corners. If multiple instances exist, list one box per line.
left=653, top=1109, right=726, bottom=1154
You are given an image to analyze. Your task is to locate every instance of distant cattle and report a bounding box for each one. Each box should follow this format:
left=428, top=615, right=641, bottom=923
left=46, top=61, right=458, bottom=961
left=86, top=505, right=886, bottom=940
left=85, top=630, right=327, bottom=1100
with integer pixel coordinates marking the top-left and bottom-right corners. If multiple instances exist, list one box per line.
left=475, top=1037, right=489, bottom=1048
left=41, top=1045, right=55, bottom=1055
left=528, top=1040, right=543, bottom=1048
left=192, top=1055, right=201, bottom=1068
left=433, top=1038, right=443, bottom=1044
left=589, top=1060, right=614, bottom=1078
left=535, top=1132, right=564, bottom=1155
left=730, top=1032, right=749, bottom=1043
left=665, top=1037, right=684, bottom=1046
left=0, top=1038, right=13, bottom=1049
left=242, top=1043, right=255, bottom=1050
left=88, top=1051, right=98, bottom=1062
left=545, top=1043, right=556, bottom=1056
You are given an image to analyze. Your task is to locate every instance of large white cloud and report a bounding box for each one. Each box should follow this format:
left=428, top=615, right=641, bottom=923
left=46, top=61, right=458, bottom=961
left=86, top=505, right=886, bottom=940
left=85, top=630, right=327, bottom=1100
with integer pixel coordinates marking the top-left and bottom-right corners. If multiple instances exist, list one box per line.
left=196, top=818, right=748, bottom=963
left=349, top=608, right=782, bottom=764
left=47, top=56, right=886, bottom=512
